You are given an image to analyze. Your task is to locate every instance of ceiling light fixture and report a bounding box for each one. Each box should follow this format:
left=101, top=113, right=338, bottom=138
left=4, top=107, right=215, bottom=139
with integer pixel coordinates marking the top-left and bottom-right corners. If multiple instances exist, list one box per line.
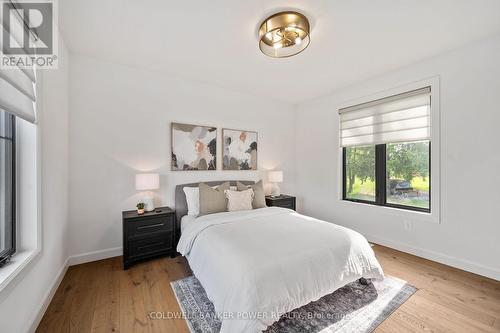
left=259, top=11, right=310, bottom=58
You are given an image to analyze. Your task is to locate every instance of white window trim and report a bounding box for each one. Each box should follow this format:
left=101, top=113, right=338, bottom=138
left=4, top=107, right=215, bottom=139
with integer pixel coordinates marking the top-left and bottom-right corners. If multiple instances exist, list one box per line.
left=336, top=76, right=441, bottom=224
left=0, top=71, right=43, bottom=295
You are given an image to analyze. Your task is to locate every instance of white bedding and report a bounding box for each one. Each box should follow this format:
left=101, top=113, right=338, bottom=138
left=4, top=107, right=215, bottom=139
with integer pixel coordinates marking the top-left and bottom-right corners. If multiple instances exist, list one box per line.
left=177, top=207, right=384, bottom=333
left=180, top=215, right=197, bottom=234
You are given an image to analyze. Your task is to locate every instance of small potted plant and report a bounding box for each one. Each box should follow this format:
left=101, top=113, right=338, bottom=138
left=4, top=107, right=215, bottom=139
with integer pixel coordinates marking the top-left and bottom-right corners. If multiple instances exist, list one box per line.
left=136, top=202, right=145, bottom=215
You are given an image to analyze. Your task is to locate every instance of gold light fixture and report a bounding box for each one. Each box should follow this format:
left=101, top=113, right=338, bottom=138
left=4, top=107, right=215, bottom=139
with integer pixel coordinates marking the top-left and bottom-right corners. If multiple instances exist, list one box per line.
left=259, top=11, right=310, bottom=58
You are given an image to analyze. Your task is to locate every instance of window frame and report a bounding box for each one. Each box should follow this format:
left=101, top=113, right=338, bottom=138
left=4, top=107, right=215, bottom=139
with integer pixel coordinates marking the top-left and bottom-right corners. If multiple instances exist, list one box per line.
left=337, top=77, right=440, bottom=223
left=0, top=113, right=16, bottom=266
left=0, top=70, right=42, bottom=294
left=342, top=142, right=431, bottom=213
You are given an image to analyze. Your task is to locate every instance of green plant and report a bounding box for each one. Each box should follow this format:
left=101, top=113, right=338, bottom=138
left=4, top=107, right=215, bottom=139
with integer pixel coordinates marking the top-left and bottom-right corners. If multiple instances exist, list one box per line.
left=136, top=202, right=145, bottom=209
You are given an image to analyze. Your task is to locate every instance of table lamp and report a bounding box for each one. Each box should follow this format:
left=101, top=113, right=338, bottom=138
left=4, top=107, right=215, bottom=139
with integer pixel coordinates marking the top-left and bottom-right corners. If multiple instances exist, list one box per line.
left=268, top=171, right=283, bottom=197
left=135, top=173, right=159, bottom=212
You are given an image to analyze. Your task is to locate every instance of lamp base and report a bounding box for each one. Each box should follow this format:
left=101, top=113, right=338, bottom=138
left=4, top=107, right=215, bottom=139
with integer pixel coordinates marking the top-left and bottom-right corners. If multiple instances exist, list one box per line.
left=271, top=183, right=281, bottom=197
left=143, top=196, right=155, bottom=212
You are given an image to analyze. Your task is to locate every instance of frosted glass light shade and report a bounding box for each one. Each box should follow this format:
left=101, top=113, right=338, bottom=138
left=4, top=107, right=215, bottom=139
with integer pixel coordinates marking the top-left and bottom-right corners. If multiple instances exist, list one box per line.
left=268, top=171, right=283, bottom=183
left=135, top=173, right=160, bottom=191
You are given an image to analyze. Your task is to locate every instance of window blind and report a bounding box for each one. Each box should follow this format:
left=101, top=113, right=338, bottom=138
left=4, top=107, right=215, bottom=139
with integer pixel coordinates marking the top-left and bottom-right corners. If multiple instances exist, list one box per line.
left=0, top=5, right=37, bottom=123
left=339, top=87, right=430, bottom=147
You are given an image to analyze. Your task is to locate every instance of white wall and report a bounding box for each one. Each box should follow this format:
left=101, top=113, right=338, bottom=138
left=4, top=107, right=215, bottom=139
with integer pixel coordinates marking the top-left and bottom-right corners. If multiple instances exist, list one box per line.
left=0, top=24, right=497, bottom=333
left=0, top=40, right=70, bottom=332
left=295, top=35, right=500, bottom=280
left=68, top=55, right=296, bottom=258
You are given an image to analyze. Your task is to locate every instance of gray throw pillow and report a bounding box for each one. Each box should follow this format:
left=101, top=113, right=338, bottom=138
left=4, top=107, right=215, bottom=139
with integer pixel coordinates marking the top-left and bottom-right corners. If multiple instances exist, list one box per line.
left=199, top=182, right=230, bottom=216
left=237, top=180, right=266, bottom=209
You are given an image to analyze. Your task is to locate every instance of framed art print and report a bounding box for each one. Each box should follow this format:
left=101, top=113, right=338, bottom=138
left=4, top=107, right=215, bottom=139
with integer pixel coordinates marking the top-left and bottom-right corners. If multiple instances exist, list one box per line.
left=222, top=128, right=257, bottom=170
left=171, top=123, right=217, bottom=170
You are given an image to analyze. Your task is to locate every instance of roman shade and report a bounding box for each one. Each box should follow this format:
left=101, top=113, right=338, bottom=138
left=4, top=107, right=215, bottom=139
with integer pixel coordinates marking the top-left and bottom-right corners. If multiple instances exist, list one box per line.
left=0, top=5, right=37, bottom=123
left=339, top=87, right=431, bottom=147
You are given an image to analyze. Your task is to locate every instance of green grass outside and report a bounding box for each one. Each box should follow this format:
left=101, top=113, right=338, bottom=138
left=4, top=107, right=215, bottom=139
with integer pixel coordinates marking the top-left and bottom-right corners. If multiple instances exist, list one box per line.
left=346, top=176, right=429, bottom=209
left=410, top=177, right=429, bottom=192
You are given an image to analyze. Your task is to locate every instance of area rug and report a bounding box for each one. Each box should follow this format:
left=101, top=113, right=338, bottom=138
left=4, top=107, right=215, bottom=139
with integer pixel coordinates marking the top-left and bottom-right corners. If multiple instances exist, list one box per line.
left=170, top=275, right=416, bottom=333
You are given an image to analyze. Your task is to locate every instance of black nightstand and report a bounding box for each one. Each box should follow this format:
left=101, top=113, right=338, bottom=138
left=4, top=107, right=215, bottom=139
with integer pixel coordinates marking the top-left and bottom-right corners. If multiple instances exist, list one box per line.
left=122, top=206, right=176, bottom=270
left=265, top=195, right=296, bottom=211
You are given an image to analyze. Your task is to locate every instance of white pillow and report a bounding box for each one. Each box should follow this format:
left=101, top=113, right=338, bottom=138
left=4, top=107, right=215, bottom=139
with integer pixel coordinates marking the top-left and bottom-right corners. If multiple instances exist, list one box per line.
left=183, top=187, right=200, bottom=216
left=225, top=189, right=254, bottom=212
left=184, top=185, right=230, bottom=217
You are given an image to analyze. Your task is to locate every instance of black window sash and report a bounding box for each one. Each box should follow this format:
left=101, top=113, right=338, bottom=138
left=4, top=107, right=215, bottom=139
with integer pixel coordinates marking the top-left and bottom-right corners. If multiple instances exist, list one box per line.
left=375, top=144, right=386, bottom=205
left=0, top=113, right=16, bottom=266
left=343, top=143, right=430, bottom=213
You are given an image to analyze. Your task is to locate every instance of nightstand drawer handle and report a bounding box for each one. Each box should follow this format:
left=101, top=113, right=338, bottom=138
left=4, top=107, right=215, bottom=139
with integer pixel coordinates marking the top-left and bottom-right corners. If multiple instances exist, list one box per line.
left=138, top=242, right=164, bottom=250
left=137, top=223, right=164, bottom=230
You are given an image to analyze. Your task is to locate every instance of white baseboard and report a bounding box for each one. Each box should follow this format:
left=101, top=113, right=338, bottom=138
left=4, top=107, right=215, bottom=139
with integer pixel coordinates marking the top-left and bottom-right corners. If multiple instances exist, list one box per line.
left=28, top=257, right=69, bottom=333
left=67, top=247, right=122, bottom=266
left=367, top=234, right=500, bottom=281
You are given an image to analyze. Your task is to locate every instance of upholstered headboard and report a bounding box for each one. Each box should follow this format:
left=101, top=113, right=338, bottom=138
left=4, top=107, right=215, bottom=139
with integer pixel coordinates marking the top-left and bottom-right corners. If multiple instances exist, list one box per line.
left=174, top=180, right=255, bottom=233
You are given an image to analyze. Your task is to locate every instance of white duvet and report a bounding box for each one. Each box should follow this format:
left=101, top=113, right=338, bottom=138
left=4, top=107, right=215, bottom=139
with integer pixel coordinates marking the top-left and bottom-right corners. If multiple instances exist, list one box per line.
left=177, top=207, right=384, bottom=333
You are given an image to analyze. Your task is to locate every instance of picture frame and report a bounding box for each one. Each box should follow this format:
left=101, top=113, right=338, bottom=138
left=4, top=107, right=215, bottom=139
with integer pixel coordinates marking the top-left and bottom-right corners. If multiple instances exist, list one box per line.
left=222, top=128, right=258, bottom=170
left=171, top=122, right=217, bottom=171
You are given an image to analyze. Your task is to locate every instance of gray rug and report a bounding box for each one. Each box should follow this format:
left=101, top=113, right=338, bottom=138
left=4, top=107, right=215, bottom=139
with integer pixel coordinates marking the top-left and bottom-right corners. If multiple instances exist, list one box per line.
left=171, top=275, right=416, bottom=333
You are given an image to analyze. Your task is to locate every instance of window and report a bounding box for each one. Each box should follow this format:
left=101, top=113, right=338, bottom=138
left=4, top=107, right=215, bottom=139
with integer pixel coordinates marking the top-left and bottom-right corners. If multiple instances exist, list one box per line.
left=0, top=9, right=40, bottom=289
left=340, top=87, right=431, bottom=213
left=386, top=141, right=430, bottom=210
left=0, top=110, right=15, bottom=266
left=344, top=145, right=376, bottom=202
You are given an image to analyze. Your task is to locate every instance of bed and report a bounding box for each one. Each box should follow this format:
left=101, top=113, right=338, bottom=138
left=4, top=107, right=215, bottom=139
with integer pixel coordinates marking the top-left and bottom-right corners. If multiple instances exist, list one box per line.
left=175, top=181, right=384, bottom=333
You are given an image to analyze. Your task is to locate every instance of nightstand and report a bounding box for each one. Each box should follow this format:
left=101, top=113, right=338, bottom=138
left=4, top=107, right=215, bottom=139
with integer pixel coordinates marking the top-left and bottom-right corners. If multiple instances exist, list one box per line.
left=265, top=195, right=296, bottom=211
left=122, top=206, right=176, bottom=270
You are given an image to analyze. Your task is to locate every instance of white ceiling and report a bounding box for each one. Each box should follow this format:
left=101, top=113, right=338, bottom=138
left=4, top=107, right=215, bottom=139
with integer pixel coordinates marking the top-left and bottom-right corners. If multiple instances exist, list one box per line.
left=59, top=0, right=500, bottom=103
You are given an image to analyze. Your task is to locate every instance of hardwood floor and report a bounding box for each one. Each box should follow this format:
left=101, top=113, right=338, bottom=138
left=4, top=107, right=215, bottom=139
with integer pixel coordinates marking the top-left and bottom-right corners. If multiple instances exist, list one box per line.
left=36, top=245, right=500, bottom=333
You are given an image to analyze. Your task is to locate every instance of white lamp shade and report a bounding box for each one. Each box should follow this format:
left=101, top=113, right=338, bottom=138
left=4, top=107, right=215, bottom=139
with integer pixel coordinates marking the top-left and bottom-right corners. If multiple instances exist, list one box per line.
left=268, top=171, right=283, bottom=183
left=135, top=173, right=160, bottom=191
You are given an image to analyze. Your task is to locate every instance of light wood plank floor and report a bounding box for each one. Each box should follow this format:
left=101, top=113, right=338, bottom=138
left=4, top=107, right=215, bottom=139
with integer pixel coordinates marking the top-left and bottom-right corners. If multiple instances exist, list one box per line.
left=36, top=245, right=500, bottom=333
